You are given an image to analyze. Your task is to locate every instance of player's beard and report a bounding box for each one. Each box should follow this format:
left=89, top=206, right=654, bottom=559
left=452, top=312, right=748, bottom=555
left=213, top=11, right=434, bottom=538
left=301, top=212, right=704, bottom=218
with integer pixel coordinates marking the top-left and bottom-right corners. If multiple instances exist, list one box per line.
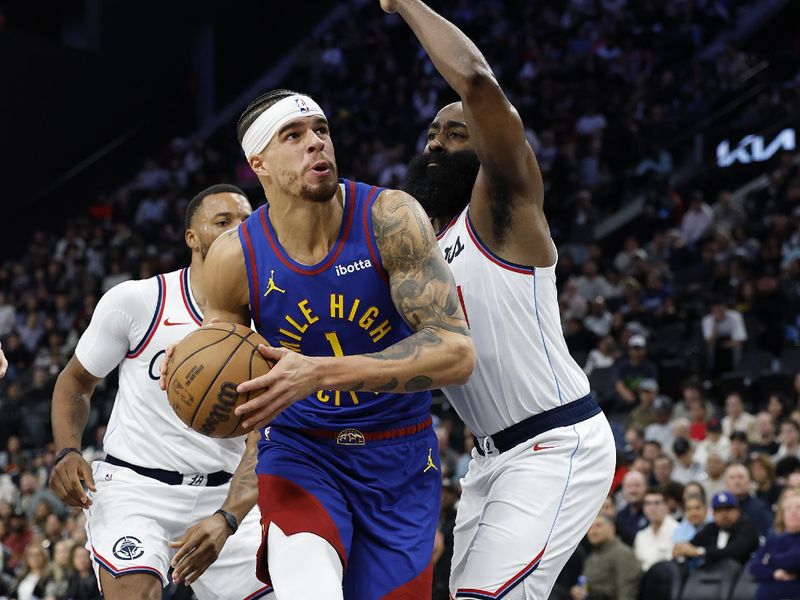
left=300, top=163, right=339, bottom=203
left=403, top=150, right=480, bottom=226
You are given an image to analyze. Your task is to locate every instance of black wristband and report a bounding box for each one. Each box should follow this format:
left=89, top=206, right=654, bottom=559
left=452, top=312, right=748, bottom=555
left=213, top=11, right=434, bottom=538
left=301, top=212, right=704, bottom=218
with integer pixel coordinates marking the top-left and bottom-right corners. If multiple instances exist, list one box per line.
left=214, top=509, right=238, bottom=535
left=54, top=448, right=82, bottom=467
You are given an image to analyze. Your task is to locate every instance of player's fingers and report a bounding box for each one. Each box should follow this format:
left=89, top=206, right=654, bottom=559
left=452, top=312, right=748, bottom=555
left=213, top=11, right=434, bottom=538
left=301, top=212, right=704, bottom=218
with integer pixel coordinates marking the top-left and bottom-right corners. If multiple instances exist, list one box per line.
left=169, top=533, right=196, bottom=567
left=236, top=371, right=276, bottom=396
left=50, top=475, right=78, bottom=507
left=256, top=344, right=286, bottom=363
left=246, top=397, right=291, bottom=430
left=80, top=461, right=97, bottom=492
left=65, top=472, right=91, bottom=507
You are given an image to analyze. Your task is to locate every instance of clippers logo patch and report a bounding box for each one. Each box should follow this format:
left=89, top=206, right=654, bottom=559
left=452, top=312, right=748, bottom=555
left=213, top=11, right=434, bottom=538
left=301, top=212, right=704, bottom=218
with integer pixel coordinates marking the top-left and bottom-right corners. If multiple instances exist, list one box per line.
left=113, top=536, right=144, bottom=561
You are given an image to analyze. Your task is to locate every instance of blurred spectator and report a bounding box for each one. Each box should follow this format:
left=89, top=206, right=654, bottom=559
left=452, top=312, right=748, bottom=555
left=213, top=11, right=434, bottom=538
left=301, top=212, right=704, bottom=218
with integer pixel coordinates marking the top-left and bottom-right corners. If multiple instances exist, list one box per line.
left=633, top=487, right=679, bottom=570
left=695, top=418, right=731, bottom=465
left=645, top=398, right=674, bottom=451
left=700, top=452, right=729, bottom=500
left=672, top=438, right=703, bottom=484
left=688, top=400, right=708, bottom=442
left=751, top=412, right=780, bottom=457
left=64, top=545, right=101, bottom=600
left=680, top=191, right=714, bottom=247
left=571, top=515, right=641, bottom=600
left=673, top=493, right=712, bottom=544
left=653, top=455, right=674, bottom=487
left=2, top=509, right=31, bottom=573
left=45, top=539, right=73, bottom=600
left=616, top=471, right=649, bottom=546
left=626, top=378, right=658, bottom=430
left=703, top=296, right=747, bottom=375
left=749, top=490, right=800, bottom=600
left=721, top=393, right=756, bottom=442
left=584, top=297, right=613, bottom=338
left=729, top=431, right=751, bottom=465
left=583, top=335, right=617, bottom=377
left=8, top=541, right=51, bottom=600
left=750, top=454, right=783, bottom=510
left=776, top=419, right=800, bottom=461
left=613, top=335, right=657, bottom=412
left=673, top=491, right=760, bottom=565
left=572, top=261, right=614, bottom=302
left=724, top=463, right=774, bottom=537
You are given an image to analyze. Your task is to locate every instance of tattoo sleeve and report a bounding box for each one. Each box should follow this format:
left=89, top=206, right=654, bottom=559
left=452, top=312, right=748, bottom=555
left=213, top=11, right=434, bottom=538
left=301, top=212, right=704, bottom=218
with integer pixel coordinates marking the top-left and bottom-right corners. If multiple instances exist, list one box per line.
left=364, top=190, right=471, bottom=391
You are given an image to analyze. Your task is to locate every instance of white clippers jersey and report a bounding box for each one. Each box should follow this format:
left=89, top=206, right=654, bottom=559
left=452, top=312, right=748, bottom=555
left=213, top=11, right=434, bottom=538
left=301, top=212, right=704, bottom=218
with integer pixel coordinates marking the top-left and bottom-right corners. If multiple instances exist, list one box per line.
left=75, top=268, right=244, bottom=474
left=437, top=208, right=590, bottom=438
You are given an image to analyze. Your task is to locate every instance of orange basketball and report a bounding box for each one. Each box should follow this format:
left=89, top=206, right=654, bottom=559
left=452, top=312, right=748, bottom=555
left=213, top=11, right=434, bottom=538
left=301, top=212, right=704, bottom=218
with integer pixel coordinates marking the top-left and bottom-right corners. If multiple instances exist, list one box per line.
left=166, top=322, right=272, bottom=438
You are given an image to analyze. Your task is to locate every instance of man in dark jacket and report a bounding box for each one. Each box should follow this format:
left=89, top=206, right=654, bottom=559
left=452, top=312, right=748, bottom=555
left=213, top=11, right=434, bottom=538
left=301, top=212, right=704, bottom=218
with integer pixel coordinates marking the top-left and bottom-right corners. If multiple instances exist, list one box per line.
left=673, top=491, right=760, bottom=565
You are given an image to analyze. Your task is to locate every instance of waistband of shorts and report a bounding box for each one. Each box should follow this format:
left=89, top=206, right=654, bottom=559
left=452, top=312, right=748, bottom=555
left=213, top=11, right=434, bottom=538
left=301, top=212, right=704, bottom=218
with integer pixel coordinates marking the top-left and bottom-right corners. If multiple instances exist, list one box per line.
left=103, top=455, right=233, bottom=487
left=291, top=415, right=433, bottom=447
left=473, top=393, right=600, bottom=456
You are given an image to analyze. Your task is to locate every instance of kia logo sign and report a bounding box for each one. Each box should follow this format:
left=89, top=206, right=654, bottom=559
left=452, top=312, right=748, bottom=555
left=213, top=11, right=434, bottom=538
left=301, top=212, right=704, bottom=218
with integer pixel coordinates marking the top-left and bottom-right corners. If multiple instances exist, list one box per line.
left=717, top=128, right=796, bottom=168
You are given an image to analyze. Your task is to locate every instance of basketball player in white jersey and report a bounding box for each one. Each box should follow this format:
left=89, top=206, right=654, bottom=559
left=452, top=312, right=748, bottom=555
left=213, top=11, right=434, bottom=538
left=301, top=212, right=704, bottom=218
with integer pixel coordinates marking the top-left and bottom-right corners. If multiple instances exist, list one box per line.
left=384, top=1, right=617, bottom=598
left=49, top=185, right=271, bottom=600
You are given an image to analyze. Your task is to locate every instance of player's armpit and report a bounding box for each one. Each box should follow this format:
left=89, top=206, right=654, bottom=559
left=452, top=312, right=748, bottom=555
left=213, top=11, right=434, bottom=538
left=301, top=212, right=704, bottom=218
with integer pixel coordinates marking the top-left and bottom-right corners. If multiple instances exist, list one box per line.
left=202, top=230, right=251, bottom=326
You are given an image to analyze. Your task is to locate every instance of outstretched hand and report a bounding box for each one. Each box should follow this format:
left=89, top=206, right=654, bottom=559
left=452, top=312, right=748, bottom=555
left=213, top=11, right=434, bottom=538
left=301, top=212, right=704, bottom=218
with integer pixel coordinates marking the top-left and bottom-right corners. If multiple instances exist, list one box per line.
left=234, top=345, right=323, bottom=430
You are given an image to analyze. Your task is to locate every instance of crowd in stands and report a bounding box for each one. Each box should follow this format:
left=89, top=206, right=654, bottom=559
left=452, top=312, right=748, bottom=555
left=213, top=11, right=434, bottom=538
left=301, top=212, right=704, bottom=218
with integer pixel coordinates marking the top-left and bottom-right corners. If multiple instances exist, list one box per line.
left=1, top=0, right=800, bottom=598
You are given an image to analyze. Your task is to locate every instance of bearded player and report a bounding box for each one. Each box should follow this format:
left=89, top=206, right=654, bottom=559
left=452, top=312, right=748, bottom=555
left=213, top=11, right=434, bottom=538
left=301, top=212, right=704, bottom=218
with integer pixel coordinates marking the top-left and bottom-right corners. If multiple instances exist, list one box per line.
left=49, top=185, right=270, bottom=600
left=385, top=1, right=617, bottom=598
left=174, top=88, right=474, bottom=599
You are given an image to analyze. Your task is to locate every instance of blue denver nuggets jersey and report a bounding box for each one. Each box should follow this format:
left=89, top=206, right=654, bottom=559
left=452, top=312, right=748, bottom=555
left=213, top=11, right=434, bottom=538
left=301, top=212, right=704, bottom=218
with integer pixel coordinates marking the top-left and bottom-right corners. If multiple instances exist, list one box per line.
left=238, top=179, right=431, bottom=430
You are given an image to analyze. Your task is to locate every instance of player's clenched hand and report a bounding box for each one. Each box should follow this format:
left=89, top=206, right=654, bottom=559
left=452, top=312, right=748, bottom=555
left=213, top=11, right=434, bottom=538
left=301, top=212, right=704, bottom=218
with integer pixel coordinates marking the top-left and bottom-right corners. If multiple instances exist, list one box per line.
left=169, top=514, right=230, bottom=585
left=379, top=0, right=398, bottom=13
left=235, top=345, right=323, bottom=430
left=49, top=452, right=96, bottom=508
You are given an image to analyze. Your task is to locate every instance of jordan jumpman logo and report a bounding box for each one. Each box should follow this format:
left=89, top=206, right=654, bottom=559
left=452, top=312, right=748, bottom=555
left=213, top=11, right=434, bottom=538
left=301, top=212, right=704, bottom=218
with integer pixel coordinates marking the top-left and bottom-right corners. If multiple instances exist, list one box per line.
left=264, top=270, right=286, bottom=297
left=423, top=448, right=439, bottom=473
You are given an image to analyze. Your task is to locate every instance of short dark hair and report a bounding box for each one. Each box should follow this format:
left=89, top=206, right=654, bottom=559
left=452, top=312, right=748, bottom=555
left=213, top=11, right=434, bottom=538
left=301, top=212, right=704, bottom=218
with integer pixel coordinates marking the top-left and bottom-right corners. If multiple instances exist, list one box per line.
left=645, top=487, right=666, bottom=500
left=236, top=89, right=304, bottom=145
left=185, top=184, right=247, bottom=230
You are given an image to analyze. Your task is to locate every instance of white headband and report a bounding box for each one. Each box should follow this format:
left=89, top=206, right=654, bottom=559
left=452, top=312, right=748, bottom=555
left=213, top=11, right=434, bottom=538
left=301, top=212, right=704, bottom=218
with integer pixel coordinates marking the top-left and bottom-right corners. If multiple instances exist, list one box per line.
left=241, top=95, right=327, bottom=158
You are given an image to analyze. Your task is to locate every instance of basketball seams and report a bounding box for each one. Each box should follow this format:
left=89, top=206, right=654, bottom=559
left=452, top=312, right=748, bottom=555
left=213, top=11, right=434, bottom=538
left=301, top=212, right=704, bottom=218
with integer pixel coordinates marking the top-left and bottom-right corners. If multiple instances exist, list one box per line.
left=188, top=333, right=253, bottom=429
left=165, top=323, right=236, bottom=394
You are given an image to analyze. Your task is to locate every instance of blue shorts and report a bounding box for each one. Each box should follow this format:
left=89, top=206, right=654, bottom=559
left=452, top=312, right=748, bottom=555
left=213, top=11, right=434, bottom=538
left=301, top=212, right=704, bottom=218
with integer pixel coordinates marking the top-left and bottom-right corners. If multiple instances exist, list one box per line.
left=255, top=419, right=441, bottom=599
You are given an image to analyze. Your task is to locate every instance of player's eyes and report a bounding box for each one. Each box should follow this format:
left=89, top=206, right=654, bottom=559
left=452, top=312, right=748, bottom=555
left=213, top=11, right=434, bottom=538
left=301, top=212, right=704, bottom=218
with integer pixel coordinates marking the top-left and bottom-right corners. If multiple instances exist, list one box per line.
left=450, top=132, right=465, bottom=139
left=286, top=132, right=299, bottom=140
left=316, top=127, right=329, bottom=136
left=216, top=221, right=229, bottom=227
left=427, top=132, right=436, bottom=140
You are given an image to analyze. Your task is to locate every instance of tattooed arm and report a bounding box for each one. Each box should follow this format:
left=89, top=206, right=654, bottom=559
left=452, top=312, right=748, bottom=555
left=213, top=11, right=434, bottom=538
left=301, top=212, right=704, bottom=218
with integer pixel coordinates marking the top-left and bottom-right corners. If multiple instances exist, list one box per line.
left=170, top=430, right=259, bottom=585
left=235, top=190, right=474, bottom=429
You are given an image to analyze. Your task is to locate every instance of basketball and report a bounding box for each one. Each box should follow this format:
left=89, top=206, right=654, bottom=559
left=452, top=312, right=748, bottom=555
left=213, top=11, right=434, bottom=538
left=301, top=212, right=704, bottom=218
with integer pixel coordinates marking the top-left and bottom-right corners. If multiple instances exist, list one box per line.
left=166, top=322, right=272, bottom=438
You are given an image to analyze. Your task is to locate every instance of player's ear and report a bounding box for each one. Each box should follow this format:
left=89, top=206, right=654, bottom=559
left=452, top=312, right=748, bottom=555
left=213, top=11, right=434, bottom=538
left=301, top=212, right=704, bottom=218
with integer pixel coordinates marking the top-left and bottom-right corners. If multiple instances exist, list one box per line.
left=249, top=154, right=270, bottom=178
left=185, top=229, right=200, bottom=253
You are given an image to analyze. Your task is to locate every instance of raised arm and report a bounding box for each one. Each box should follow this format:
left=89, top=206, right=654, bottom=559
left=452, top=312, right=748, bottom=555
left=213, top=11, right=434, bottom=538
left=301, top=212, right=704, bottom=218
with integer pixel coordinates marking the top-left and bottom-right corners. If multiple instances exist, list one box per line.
left=384, top=0, right=553, bottom=264
left=235, top=190, right=474, bottom=430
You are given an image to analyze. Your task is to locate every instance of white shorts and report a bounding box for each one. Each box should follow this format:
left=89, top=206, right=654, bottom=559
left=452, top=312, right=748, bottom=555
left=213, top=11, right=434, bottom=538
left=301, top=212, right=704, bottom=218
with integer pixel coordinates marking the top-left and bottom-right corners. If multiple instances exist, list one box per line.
left=450, top=413, right=616, bottom=600
left=85, top=460, right=271, bottom=600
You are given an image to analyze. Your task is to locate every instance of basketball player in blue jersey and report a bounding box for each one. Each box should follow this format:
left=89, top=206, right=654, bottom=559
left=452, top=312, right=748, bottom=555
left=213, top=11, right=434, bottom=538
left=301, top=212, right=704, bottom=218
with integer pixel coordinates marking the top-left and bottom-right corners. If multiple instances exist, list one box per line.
left=384, top=1, right=617, bottom=599
left=181, top=90, right=474, bottom=599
